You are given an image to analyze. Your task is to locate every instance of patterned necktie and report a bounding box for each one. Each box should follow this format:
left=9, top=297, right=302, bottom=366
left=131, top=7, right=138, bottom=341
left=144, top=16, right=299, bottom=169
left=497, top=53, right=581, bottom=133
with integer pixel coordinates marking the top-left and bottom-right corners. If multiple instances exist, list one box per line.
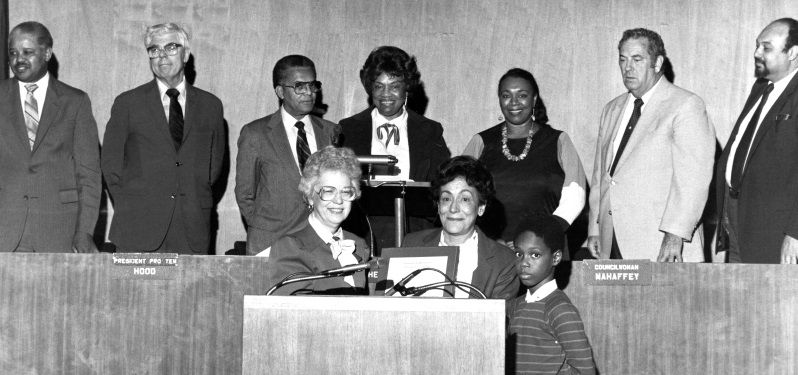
left=610, top=98, right=644, bottom=176
left=377, top=123, right=400, bottom=148
left=730, top=83, right=775, bottom=195
left=295, top=121, right=311, bottom=172
left=24, top=84, right=39, bottom=149
left=166, top=88, right=184, bottom=151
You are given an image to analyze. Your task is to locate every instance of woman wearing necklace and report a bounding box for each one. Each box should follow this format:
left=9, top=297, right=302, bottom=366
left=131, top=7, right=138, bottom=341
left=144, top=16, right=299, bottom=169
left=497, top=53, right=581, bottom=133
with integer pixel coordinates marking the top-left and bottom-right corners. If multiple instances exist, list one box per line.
left=463, top=68, right=586, bottom=249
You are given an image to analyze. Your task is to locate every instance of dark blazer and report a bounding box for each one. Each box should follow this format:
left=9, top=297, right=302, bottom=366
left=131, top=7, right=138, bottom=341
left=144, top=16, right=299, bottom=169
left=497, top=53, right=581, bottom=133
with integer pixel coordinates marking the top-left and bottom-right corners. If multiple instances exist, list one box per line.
left=717, top=73, right=798, bottom=263
left=401, top=227, right=520, bottom=301
left=102, top=80, right=225, bottom=253
left=339, top=107, right=450, bottom=182
left=267, top=221, right=370, bottom=296
left=0, top=76, right=101, bottom=252
left=235, top=110, right=339, bottom=255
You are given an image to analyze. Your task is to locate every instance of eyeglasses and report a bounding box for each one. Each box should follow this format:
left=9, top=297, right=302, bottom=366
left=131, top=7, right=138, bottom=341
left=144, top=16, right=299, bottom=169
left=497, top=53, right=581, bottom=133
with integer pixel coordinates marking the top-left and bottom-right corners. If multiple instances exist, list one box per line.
left=147, top=43, right=183, bottom=59
left=316, top=186, right=357, bottom=202
left=281, top=81, right=322, bottom=94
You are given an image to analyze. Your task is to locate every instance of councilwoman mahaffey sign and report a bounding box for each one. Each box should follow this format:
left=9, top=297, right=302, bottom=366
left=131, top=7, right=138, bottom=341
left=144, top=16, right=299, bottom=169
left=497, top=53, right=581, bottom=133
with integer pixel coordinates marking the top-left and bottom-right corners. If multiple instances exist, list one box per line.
left=583, top=260, right=652, bottom=286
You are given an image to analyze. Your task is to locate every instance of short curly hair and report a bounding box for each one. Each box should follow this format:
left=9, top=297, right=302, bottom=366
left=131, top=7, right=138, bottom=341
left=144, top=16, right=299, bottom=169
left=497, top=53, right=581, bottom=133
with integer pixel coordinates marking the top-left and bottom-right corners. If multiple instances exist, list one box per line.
left=430, top=156, right=495, bottom=207
left=298, top=146, right=362, bottom=203
left=359, top=46, right=421, bottom=98
left=513, top=213, right=564, bottom=253
left=498, top=68, right=549, bottom=125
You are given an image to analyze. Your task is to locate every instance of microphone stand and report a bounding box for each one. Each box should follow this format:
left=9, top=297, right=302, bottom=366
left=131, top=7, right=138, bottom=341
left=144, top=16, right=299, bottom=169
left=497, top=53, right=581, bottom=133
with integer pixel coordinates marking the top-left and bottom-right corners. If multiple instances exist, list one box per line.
left=403, top=281, right=487, bottom=299
left=356, top=155, right=398, bottom=257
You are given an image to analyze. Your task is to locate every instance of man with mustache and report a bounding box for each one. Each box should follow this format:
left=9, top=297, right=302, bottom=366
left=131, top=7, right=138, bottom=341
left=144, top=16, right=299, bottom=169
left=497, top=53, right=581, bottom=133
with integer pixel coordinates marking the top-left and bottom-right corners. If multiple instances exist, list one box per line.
left=235, top=55, right=339, bottom=255
left=717, top=18, right=798, bottom=264
left=588, top=28, right=715, bottom=261
left=102, top=23, right=225, bottom=254
left=0, top=21, right=101, bottom=253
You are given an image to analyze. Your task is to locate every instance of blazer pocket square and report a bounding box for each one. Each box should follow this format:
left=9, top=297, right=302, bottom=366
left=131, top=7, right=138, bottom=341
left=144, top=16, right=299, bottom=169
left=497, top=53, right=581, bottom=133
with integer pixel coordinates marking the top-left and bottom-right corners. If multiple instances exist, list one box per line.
left=776, top=114, right=792, bottom=121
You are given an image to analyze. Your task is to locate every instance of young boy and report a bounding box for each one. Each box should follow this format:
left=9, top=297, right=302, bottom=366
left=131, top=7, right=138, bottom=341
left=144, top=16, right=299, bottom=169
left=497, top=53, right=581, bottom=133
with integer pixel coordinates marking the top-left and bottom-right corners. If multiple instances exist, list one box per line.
left=506, top=215, right=595, bottom=374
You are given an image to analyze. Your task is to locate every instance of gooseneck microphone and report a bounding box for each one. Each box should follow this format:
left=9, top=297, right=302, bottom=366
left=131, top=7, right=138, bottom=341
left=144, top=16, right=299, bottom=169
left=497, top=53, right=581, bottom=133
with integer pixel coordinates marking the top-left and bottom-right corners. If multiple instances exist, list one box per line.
left=356, top=155, right=398, bottom=166
left=319, top=257, right=387, bottom=276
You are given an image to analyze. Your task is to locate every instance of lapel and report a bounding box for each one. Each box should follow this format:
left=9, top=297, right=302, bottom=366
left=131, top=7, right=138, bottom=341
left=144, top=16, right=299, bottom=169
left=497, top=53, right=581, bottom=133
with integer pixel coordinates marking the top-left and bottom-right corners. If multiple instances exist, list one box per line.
left=309, top=115, right=330, bottom=148
left=470, top=227, right=494, bottom=292
left=720, top=79, right=770, bottom=166
left=3, top=79, right=32, bottom=151
left=406, top=110, right=426, bottom=180
left=748, top=72, right=798, bottom=158
left=145, top=80, right=177, bottom=157
left=265, top=110, right=302, bottom=176
left=343, top=108, right=374, bottom=155
left=181, top=84, right=198, bottom=145
left=31, top=75, right=63, bottom=154
left=602, top=96, right=628, bottom=172
left=612, top=79, right=671, bottom=173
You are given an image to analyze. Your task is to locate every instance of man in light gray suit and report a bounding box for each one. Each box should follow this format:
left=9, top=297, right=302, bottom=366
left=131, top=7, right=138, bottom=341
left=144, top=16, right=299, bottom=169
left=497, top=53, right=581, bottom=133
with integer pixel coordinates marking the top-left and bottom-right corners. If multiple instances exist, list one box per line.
left=587, top=28, right=715, bottom=262
left=235, top=55, right=339, bottom=255
left=0, top=21, right=100, bottom=253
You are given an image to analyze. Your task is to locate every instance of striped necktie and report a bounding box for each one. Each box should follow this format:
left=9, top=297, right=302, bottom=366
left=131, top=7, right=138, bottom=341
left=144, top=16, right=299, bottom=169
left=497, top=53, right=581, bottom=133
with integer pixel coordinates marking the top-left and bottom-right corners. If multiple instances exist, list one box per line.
left=24, top=84, right=39, bottom=149
left=295, top=121, right=311, bottom=172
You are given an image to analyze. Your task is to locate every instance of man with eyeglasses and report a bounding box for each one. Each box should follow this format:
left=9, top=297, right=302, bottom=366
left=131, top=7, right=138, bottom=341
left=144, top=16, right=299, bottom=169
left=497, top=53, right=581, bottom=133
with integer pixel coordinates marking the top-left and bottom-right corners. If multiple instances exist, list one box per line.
left=235, top=55, right=340, bottom=256
left=0, top=21, right=101, bottom=253
left=102, top=23, right=225, bottom=254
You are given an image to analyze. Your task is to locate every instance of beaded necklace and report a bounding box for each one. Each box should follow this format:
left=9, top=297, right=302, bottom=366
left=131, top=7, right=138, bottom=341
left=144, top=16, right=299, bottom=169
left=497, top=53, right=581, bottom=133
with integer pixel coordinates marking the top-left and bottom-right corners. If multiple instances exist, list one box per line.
left=501, top=123, right=537, bottom=161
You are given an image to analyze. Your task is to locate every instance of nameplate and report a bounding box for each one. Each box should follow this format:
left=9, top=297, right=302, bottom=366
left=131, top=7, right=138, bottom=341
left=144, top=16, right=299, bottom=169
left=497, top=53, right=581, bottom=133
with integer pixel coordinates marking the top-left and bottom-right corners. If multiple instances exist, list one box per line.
left=583, top=260, right=651, bottom=286
left=111, top=253, right=179, bottom=280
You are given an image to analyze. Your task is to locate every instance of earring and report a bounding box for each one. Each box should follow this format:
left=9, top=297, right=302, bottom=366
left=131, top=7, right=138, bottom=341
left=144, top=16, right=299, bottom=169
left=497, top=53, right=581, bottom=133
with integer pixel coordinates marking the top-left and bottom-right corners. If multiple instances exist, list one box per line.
left=531, top=108, right=536, bottom=122
left=498, top=115, right=504, bottom=121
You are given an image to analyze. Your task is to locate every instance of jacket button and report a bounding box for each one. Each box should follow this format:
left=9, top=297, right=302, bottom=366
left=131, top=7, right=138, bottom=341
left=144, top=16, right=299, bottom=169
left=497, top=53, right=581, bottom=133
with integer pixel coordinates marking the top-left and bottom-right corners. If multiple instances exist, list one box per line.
left=611, top=180, right=616, bottom=185
left=171, top=194, right=176, bottom=199
left=175, top=162, right=182, bottom=166
left=28, top=168, right=36, bottom=174
left=609, top=210, right=612, bottom=216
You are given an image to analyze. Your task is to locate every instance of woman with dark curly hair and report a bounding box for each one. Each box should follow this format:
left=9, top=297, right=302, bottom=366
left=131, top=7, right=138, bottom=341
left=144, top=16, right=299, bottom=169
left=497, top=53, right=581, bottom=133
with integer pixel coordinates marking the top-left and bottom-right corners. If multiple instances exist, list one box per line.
left=463, top=68, right=586, bottom=250
left=340, top=46, right=450, bottom=250
left=267, top=146, right=370, bottom=296
left=401, top=156, right=519, bottom=301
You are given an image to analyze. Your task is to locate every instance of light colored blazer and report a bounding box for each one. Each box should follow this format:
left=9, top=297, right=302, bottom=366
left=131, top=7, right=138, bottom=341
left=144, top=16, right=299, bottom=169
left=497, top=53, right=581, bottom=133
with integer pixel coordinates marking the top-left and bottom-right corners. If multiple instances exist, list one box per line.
left=0, top=77, right=101, bottom=252
left=588, top=78, right=715, bottom=261
left=235, top=110, right=338, bottom=255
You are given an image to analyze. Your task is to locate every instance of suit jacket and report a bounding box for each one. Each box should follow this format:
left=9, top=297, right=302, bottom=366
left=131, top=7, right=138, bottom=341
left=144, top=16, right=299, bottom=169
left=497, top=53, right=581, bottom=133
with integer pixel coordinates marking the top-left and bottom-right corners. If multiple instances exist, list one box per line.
left=0, top=77, right=101, bottom=252
left=401, top=227, right=519, bottom=301
left=716, top=73, right=798, bottom=263
left=588, top=79, right=715, bottom=261
left=267, top=221, right=370, bottom=296
left=102, top=79, right=225, bottom=253
left=235, top=110, right=338, bottom=255
left=339, top=107, right=450, bottom=182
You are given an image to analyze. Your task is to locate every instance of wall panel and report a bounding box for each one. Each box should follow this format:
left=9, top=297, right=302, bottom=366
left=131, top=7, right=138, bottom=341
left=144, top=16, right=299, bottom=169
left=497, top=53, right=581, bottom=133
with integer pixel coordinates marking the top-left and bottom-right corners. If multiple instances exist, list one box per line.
left=10, top=0, right=795, bottom=253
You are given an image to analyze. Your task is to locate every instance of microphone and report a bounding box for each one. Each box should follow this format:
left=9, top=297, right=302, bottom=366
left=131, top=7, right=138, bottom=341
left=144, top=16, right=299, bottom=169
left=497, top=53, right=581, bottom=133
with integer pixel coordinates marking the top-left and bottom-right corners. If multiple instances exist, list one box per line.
left=356, top=155, right=398, bottom=165
left=386, top=269, right=424, bottom=296
left=319, top=258, right=387, bottom=276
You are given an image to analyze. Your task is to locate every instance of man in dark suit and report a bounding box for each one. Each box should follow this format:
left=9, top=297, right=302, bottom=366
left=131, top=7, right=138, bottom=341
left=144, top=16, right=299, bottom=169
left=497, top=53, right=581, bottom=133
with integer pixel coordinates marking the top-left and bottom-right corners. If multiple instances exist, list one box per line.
left=0, top=21, right=100, bottom=253
left=102, top=23, right=225, bottom=254
left=717, top=18, right=798, bottom=264
left=235, top=55, right=339, bottom=255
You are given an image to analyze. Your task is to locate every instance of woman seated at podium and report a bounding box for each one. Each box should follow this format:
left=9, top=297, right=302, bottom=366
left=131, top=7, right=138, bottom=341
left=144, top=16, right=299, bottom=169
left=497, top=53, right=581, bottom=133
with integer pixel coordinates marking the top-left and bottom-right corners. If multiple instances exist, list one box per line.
left=267, top=146, right=370, bottom=295
left=339, top=45, right=451, bottom=251
left=402, top=156, right=519, bottom=301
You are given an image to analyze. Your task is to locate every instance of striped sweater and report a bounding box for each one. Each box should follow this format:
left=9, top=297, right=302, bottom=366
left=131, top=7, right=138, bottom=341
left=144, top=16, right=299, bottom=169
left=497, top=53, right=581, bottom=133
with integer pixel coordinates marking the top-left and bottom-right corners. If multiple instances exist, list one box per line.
left=507, top=290, right=595, bottom=374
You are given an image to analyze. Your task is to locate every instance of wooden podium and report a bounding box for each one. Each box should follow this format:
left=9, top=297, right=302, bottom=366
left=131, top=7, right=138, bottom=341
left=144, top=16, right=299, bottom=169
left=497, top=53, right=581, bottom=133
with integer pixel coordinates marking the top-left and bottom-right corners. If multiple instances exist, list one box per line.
left=242, top=296, right=505, bottom=375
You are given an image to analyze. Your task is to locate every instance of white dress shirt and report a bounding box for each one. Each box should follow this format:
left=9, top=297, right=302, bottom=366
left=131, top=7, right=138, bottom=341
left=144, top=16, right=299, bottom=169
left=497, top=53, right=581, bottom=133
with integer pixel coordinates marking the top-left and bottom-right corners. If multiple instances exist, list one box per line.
left=370, top=107, right=411, bottom=180
left=525, top=278, right=558, bottom=302
left=439, top=230, right=479, bottom=298
left=18, top=71, right=50, bottom=117
left=281, top=107, right=318, bottom=172
left=155, top=77, right=186, bottom=120
left=725, top=67, right=798, bottom=185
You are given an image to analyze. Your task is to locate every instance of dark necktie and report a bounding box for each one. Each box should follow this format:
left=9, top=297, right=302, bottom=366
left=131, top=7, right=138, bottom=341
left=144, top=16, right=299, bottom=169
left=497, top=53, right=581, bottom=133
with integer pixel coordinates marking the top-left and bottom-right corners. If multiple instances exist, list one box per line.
left=295, top=121, right=311, bottom=172
left=730, top=83, right=775, bottom=195
left=166, top=88, right=184, bottom=151
left=610, top=98, right=644, bottom=176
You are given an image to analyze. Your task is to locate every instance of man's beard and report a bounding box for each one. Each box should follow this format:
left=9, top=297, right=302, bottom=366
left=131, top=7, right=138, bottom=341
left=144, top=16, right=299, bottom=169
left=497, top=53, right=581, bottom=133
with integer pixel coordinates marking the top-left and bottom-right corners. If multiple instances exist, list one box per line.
left=755, top=59, right=769, bottom=78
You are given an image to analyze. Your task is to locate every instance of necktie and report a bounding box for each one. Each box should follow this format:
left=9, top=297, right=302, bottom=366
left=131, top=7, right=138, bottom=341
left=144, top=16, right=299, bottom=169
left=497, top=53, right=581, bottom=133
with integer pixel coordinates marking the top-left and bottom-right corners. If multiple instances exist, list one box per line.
left=610, top=98, right=644, bottom=176
left=295, top=121, right=311, bottom=172
left=166, top=88, right=184, bottom=151
left=24, top=84, right=39, bottom=149
left=377, top=123, right=400, bottom=148
left=730, top=83, right=775, bottom=195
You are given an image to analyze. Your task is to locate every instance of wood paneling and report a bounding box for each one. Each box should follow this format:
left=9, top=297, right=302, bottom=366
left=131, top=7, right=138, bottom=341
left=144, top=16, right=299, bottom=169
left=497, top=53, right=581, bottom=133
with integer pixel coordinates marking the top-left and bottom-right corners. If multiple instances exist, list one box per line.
left=242, top=296, right=505, bottom=375
left=8, top=1, right=795, bottom=252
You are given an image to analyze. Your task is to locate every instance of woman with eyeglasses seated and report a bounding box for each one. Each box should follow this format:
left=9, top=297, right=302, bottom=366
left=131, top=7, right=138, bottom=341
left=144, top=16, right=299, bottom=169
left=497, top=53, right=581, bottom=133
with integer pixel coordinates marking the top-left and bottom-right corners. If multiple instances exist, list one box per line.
left=339, top=46, right=451, bottom=251
left=402, top=156, right=519, bottom=301
left=267, top=146, right=370, bottom=296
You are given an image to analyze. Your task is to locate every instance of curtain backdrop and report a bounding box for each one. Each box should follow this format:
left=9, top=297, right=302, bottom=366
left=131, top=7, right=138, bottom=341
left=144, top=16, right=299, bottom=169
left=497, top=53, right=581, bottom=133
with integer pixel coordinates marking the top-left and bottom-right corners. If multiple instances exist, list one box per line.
left=10, top=0, right=795, bottom=253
